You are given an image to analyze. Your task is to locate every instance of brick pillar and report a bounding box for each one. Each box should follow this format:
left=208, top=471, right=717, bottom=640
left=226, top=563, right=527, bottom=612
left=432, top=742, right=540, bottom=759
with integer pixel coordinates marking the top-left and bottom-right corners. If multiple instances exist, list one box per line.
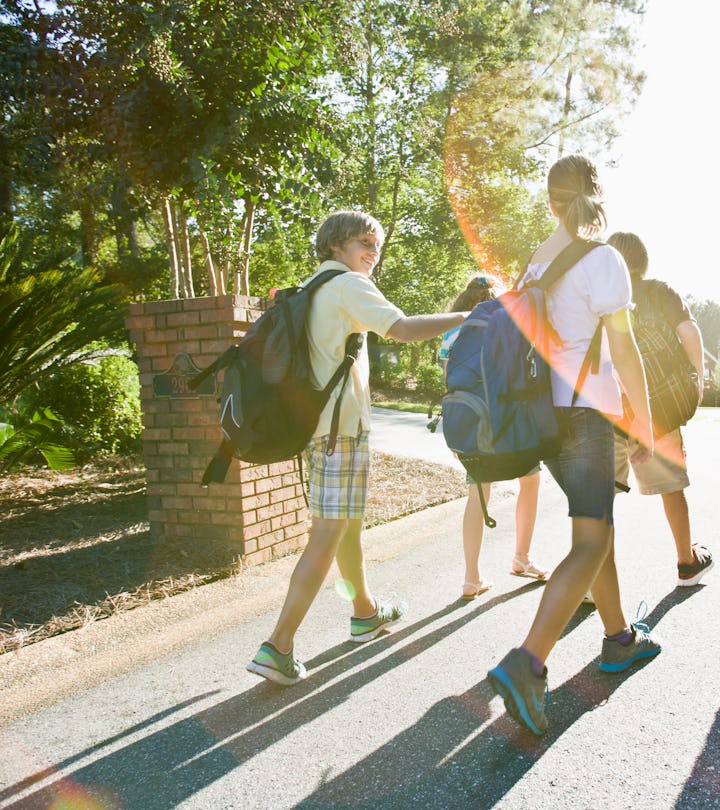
left=125, top=295, right=309, bottom=566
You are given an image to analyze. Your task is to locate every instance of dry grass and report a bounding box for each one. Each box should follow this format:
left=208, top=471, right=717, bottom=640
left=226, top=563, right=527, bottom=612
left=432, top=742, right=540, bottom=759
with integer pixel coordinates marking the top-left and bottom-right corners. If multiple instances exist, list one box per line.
left=0, top=451, right=465, bottom=654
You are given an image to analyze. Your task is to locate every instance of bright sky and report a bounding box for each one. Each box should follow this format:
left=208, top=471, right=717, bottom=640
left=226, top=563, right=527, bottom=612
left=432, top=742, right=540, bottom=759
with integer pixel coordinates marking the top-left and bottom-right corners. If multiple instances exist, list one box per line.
left=602, top=0, right=720, bottom=303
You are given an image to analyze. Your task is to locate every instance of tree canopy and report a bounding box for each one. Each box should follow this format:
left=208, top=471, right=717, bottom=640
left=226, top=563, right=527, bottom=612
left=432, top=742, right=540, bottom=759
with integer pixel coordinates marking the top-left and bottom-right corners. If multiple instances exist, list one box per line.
left=2, top=0, right=648, bottom=312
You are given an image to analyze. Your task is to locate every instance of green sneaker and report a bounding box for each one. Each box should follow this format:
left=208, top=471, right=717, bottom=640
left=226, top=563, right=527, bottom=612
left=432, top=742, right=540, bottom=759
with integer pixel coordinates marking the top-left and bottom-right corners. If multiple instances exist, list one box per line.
left=349, top=599, right=408, bottom=643
left=488, top=648, right=548, bottom=737
left=246, top=641, right=307, bottom=686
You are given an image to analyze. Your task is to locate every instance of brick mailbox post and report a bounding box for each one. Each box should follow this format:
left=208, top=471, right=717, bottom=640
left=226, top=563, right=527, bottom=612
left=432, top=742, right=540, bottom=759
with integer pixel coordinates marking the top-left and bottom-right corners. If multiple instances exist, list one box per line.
left=125, top=295, right=309, bottom=566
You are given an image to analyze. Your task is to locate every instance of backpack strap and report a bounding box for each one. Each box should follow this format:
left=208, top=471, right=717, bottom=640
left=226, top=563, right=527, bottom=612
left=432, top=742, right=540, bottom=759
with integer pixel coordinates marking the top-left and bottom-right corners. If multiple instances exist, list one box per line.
left=512, top=239, right=602, bottom=291
left=200, top=439, right=234, bottom=486
left=533, top=239, right=604, bottom=291
left=476, top=481, right=496, bottom=529
left=187, top=344, right=239, bottom=390
left=302, top=267, right=349, bottom=293
left=294, top=332, right=363, bottom=504
left=571, top=322, right=603, bottom=407
left=532, top=239, right=605, bottom=407
left=325, top=333, right=364, bottom=456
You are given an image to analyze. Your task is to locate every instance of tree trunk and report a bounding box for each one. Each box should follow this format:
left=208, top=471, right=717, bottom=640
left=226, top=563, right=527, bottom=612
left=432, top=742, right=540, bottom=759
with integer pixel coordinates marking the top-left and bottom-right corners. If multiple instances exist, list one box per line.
left=235, top=195, right=255, bottom=296
left=78, top=199, right=98, bottom=267
left=162, top=197, right=181, bottom=299
left=364, top=22, right=378, bottom=210
left=0, top=131, right=12, bottom=236
left=178, top=206, right=195, bottom=298
left=200, top=229, right=222, bottom=295
left=110, top=178, right=140, bottom=266
left=222, top=256, right=231, bottom=298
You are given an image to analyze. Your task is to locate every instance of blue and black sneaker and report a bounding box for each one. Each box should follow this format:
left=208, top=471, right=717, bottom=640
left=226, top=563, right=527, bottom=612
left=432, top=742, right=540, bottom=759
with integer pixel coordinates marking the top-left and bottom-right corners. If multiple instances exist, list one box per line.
left=599, top=603, right=662, bottom=673
left=488, top=648, right=548, bottom=737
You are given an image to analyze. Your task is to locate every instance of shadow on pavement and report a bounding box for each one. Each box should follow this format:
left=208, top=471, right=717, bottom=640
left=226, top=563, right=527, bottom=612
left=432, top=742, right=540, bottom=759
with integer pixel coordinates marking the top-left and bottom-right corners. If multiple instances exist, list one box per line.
left=292, top=587, right=703, bottom=808
left=0, top=591, right=511, bottom=808
left=675, top=705, right=720, bottom=809
left=1, top=585, right=699, bottom=809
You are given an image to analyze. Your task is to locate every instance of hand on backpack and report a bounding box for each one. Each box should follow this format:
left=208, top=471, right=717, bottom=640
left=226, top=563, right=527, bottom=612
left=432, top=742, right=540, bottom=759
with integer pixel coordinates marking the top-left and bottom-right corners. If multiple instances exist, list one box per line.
left=627, top=417, right=654, bottom=464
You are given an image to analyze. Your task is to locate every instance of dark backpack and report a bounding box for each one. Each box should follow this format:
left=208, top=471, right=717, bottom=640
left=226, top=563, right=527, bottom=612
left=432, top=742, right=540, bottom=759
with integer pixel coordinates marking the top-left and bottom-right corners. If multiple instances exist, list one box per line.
left=441, top=240, right=602, bottom=526
left=190, top=268, right=362, bottom=485
left=626, top=283, right=700, bottom=437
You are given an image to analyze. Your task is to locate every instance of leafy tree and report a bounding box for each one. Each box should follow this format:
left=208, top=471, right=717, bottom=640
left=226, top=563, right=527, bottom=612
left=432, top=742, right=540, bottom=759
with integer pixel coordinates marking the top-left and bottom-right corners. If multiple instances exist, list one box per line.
left=687, top=296, right=720, bottom=403
left=444, top=0, right=646, bottom=279
left=52, top=0, right=345, bottom=295
left=687, top=297, right=720, bottom=361
left=1, top=0, right=648, bottom=312
left=0, top=1, right=71, bottom=234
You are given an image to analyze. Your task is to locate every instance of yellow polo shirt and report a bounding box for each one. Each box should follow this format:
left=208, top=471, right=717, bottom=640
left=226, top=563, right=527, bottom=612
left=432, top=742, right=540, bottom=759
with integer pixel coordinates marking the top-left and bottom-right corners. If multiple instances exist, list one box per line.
left=304, top=261, right=404, bottom=438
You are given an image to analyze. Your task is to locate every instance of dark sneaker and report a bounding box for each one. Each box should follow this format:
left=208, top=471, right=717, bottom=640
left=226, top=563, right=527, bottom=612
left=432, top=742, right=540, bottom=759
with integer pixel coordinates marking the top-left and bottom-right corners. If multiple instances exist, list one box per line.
left=678, top=544, right=714, bottom=587
left=349, top=599, right=408, bottom=643
left=488, top=648, right=548, bottom=737
left=599, top=606, right=661, bottom=673
left=246, top=641, right=307, bottom=686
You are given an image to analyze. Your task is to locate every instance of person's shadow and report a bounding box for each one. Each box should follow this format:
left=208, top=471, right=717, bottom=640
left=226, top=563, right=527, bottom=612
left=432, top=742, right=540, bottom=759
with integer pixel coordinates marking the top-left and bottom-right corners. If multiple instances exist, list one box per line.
left=0, top=587, right=694, bottom=809
left=292, top=588, right=702, bottom=808
left=0, top=585, right=535, bottom=809
left=675, top=704, right=720, bottom=809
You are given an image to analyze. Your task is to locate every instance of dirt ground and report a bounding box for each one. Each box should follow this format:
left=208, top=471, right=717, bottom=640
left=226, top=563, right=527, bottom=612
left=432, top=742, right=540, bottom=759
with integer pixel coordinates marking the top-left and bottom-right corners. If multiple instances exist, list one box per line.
left=0, top=450, right=465, bottom=654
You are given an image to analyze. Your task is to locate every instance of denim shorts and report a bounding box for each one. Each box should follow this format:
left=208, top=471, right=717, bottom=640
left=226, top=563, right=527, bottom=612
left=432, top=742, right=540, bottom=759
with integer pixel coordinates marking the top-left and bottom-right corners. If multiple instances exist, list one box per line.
left=544, top=407, right=615, bottom=525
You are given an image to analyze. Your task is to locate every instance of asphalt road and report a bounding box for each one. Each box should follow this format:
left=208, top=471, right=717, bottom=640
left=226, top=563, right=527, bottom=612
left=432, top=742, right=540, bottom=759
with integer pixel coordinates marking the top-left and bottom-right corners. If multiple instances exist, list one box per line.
left=1, top=409, right=719, bottom=809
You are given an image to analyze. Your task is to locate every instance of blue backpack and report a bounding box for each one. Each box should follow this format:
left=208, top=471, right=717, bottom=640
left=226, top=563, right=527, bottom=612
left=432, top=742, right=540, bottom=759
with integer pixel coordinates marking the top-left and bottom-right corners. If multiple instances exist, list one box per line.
left=442, top=240, right=602, bottom=526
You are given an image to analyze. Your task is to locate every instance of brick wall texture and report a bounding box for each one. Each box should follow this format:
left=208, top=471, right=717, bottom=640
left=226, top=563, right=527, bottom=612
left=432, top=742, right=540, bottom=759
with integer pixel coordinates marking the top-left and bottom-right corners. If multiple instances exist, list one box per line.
left=126, top=295, right=310, bottom=566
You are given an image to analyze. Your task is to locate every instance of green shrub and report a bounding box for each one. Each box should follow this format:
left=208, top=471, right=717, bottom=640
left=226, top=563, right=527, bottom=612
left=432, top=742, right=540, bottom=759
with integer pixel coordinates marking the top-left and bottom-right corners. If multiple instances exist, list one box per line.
left=26, top=351, right=142, bottom=456
left=414, top=362, right=445, bottom=396
left=0, top=407, right=77, bottom=471
left=369, top=356, right=408, bottom=389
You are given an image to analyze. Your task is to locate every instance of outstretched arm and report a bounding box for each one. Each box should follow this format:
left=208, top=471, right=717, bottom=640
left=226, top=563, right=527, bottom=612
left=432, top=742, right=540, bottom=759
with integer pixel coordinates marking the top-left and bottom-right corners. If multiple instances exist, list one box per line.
left=386, top=312, right=469, bottom=343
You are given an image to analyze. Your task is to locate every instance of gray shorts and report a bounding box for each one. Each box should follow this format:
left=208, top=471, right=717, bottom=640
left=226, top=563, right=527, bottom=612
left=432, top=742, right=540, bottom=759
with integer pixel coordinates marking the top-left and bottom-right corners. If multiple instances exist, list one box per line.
left=614, top=428, right=689, bottom=495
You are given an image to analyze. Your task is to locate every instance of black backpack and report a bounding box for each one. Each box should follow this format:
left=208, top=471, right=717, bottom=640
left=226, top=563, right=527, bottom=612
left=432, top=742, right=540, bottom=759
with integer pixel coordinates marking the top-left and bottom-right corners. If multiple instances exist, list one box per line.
left=190, top=269, right=362, bottom=485
left=625, top=281, right=700, bottom=437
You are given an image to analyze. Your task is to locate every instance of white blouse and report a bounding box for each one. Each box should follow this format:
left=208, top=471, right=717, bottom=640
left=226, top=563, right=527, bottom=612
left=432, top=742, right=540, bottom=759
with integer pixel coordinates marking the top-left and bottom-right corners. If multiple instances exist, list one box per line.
left=520, top=244, right=632, bottom=416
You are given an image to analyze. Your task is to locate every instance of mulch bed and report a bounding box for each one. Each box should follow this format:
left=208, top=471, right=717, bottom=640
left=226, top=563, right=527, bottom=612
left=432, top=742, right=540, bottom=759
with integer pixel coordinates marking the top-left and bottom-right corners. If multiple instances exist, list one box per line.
left=0, top=451, right=465, bottom=653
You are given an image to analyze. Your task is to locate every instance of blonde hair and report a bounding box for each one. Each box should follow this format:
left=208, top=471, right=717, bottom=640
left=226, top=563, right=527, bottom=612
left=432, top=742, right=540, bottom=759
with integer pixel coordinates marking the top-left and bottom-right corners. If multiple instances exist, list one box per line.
left=315, top=211, right=385, bottom=261
left=548, top=155, right=607, bottom=238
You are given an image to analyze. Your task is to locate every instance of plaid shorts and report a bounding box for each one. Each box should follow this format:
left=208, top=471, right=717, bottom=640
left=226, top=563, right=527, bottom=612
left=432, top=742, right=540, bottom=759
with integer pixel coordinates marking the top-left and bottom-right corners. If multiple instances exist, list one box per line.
left=302, top=431, right=370, bottom=519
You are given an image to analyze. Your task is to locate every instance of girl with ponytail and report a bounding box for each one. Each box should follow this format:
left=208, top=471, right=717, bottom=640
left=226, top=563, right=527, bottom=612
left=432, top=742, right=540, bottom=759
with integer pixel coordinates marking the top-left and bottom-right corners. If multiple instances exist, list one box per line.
left=487, top=155, right=660, bottom=736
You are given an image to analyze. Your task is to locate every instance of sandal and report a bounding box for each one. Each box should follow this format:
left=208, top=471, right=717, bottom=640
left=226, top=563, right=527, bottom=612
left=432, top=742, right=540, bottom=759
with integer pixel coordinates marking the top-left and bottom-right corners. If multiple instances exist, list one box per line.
left=510, top=556, right=550, bottom=581
left=461, top=580, right=493, bottom=600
